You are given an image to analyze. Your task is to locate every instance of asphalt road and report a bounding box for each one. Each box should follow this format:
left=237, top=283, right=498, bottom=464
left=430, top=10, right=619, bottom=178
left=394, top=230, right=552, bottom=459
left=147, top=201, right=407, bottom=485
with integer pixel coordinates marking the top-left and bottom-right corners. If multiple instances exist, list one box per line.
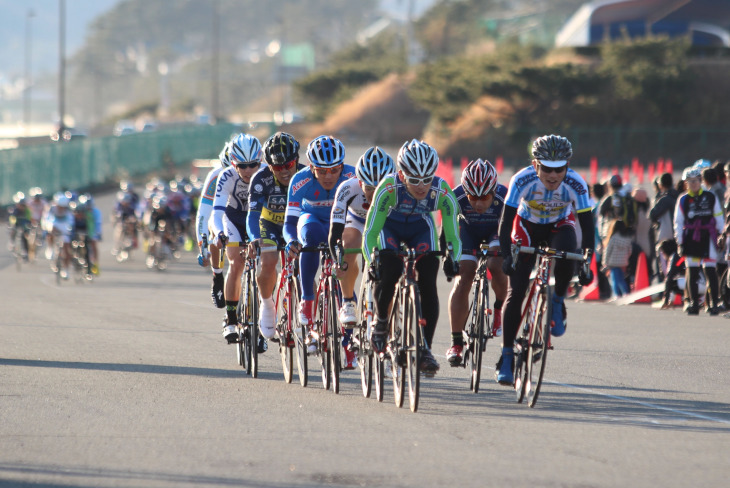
left=1, top=191, right=729, bottom=488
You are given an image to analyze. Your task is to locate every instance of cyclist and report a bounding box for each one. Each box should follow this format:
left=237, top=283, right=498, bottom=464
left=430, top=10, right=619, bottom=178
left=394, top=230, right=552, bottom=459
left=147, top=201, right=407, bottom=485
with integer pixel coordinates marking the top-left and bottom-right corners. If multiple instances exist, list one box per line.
left=496, top=134, right=594, bottom=385
left=362, top=139, right=461, bottom=375
left=674, top=165, right=724, bottom=315
left=211, top=133, right=262, bottom=344
left=46, top=193, right=74, bottom=278
left=328, top=146, right=395, bottom=369
left=196, top=141, right=232, bottom=309
left=8, top=192, right=32, bottom=260
left=69, top=197, right=95, bottom=275
left=83, top=194, right=103, bottom=274
left=283, top=135, right=356, bottom=352
left=246, top=132, right=304, bottom=340
left=445, top=159, right=508, bottom=367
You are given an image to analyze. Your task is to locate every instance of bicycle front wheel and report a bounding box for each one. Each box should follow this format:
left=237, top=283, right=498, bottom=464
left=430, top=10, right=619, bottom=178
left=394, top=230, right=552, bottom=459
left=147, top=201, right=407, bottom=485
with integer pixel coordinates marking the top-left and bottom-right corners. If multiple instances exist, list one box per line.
left=248, top=269, right=259, bottom=378
left=275, top=281, right=293, bottom=384
left=328, top=279, right=342, bottom=394
left=526, top=284, right=552, bottom=407
left=290, top=277, right=307, bottom=387
left=390, top=285, right=405, bottom=409
left=357, top=283, right=372, bottom=398
left=404, top=284, right=422, bottom=413
left=470, top=279, right=488, bottom=393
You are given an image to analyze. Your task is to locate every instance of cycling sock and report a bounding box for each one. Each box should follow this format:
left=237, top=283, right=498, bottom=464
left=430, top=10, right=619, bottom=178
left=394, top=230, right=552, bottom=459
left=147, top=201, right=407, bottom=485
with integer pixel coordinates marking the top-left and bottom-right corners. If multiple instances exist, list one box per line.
left=451, top=332, right=463, bottom=347
left=226, top=300, right=238, bottom=323
left=213, top=267, right=223, bottom=274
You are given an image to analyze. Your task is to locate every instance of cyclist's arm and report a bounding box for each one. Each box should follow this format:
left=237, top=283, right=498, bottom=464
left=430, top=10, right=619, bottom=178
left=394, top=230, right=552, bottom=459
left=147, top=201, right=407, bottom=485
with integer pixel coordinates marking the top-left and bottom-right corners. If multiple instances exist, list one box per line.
left=246, top=173, right=266, bottom=241
left=283, top=172, right=309, bottom=244
left=436, top=180, right=462, bottom=261
left=211, top=170, right=230, bottom=237
left=328, top=182, right=351, bottom=257
left=577, top=208, right=595, bottom=251
left=499, top=204, right=517, bottom=257
left=362, top=177, right=397, bottom=264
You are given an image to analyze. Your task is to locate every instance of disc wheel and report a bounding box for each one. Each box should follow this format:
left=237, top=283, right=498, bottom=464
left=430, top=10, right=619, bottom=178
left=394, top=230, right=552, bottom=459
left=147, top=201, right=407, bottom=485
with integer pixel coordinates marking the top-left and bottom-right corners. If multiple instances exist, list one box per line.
left=526, top=285, right=551, bottom=407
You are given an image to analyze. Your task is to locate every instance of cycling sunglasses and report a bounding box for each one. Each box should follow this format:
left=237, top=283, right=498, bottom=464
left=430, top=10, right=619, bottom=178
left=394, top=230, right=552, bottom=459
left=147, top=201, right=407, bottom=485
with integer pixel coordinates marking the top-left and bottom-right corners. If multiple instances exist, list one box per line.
left=467, top=192, right=494, bottom=201
left=403, top=175, right=434, bottom=186
left=270, top=159, right=297, bottom=171
left=235, top=160, right=261, bottom=170
left=537, top=164, right=567, bottom=174
left=313, top=165, right=342, bottom=175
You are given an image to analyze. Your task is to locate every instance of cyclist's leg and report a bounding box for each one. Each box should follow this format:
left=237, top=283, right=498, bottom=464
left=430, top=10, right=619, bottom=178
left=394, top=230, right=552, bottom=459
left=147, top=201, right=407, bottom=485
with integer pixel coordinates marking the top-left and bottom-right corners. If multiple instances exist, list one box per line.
left=549, top=220, right=578, bottom=336
left=257, top=221, right=282, bottom=338
left=209, top=220, right=225, bottom=308
left=222, top=219, right=246, bottom=341
left=340, top=218, right=363, bottom=367
left=447, top=257, right=476, bottom=365
left=296, top=214, right=327, bottom=323
left=486, top=234, right=507, bottom=336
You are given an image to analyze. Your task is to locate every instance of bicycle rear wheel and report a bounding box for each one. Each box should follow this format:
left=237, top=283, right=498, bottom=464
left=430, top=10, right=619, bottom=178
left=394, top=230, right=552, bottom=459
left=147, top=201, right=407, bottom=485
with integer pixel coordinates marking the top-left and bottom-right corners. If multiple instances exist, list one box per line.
left=357, top=283, right=372, bottom=398
left=328, top=280, right=342, bottom=394
left=470, top=279, right=488, bottom=393
left=404, top=285, right=422, bottom=413
left=390, top=285, right=405, bottom=409
left=514, top=283, right=539, bottom=403
left=275, top=282, right=293, bottom=384
left=527, top=284, right=552, bottom=407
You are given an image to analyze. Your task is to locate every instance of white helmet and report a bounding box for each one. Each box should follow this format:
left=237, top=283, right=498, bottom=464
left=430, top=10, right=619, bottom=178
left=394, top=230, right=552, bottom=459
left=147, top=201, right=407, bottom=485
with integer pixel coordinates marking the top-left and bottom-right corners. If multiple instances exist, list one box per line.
left=397, top=139, right=439, bottom=177
left=356, top=147, right=395, bottom=187
left=218, top=141, right=232, bottom=168
left=229, top=133, right=262, bottom=164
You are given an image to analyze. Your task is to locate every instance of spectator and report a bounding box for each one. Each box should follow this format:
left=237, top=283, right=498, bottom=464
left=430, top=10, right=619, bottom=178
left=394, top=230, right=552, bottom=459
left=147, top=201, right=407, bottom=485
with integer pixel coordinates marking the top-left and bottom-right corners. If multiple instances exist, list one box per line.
left=650, top=172, right=679, bottom=279
left=657, top=239, right=686, bottom=309
left=603, top=219, right=633, bottom=299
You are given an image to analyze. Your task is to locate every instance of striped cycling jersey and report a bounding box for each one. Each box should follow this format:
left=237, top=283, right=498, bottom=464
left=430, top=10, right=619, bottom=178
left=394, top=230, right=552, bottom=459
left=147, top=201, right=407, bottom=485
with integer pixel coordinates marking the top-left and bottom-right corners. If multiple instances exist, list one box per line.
left=504, top=166, right=592, bottom=224
left=362, top=173, right=461, bottom=263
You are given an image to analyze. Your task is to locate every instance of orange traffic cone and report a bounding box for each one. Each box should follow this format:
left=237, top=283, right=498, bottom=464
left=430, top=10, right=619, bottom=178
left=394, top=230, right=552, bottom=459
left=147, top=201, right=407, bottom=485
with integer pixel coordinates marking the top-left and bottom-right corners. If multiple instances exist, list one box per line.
left=578, top=254, right=600, bottom=300
left=634, top=252, right=651, bottom=303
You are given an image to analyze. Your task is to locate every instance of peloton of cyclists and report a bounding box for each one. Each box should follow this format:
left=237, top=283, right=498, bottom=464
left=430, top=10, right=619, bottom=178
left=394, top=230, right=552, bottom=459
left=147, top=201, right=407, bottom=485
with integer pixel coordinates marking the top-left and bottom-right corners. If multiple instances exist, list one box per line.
left=445, top=159, right=509, bottom=367
left=328, top=146, right=396, bottom=369
left=496, top=134, right=595, bottom=386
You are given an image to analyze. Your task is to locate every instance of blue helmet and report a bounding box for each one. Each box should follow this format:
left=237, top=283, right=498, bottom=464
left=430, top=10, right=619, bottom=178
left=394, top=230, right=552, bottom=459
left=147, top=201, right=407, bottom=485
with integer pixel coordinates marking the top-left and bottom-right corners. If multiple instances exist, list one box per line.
left=306, top=135, right=345, bottom=168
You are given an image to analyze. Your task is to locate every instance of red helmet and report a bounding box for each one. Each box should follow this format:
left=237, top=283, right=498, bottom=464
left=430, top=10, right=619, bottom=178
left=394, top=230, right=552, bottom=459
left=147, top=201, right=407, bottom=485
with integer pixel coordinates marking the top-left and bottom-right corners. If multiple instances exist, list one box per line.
left=461, top=159, right=498, bottom=197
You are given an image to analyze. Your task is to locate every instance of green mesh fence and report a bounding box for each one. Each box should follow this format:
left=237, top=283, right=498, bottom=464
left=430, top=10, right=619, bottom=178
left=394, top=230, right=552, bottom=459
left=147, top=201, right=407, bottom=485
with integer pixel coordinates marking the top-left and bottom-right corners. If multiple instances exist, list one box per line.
left=0, top=123, right=244, bottom=205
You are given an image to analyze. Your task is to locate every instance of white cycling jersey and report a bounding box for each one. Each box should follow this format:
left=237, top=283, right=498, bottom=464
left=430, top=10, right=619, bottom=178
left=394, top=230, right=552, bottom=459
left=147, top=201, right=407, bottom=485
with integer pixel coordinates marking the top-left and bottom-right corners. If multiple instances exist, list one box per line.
left=211, top=166, right=250, bottom=241
left=330, top=177, right=369, bottom=226
left=504, top=166, right=592, bottom=224
left=195, top=162, right=224, bottom=244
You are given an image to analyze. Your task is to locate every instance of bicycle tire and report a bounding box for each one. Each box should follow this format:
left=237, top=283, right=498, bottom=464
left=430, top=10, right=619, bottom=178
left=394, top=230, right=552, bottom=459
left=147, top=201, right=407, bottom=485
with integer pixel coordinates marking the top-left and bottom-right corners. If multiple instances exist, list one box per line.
left=470, top=278, right=487, bottom=393
left=275, top=279, right=293, bottom=384
left=374, top=354, right=385, bottom=402
left=390, top=284, right=405, bottom=409
left=514, top=283, right=538, bottom=403
left=328, top=279, right=341, bottom=394
left=290, top=276, right=307, bottom=387
left=249, top=269, right=259, bottom=378
left=315, top=286, right=331, bottom=391
left=405, top=284, right=422, bottom=413
left=357, top=283, right=372, bottom=398
left=527, top=284, right=551, bottom=407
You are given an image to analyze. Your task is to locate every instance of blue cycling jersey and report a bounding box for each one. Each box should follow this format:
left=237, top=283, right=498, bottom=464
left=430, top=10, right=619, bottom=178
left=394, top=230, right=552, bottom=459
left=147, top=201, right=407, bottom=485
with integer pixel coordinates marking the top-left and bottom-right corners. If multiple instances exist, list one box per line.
left=283, top=164, right=356, bottom=243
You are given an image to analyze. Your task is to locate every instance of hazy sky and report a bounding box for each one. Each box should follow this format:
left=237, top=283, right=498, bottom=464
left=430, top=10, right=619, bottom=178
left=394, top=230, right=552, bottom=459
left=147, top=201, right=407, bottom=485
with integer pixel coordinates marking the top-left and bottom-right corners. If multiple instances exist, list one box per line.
left=0, top=0, right=438, bottom=80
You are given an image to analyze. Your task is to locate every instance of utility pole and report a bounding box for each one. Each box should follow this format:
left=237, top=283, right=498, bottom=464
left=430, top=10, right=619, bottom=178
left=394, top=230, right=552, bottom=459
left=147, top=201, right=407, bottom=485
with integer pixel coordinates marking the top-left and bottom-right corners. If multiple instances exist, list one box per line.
left=58, top=0, right=67, bottom=132
left=24, top=8, right=36, bottom=135
left=211, top=0, right=220, bottom=123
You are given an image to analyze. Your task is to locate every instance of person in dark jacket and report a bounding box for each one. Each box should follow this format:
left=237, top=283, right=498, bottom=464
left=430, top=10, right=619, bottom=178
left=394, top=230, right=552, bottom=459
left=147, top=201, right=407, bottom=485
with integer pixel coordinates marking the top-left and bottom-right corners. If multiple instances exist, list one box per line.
left=650, top=172, right=679, bottom=280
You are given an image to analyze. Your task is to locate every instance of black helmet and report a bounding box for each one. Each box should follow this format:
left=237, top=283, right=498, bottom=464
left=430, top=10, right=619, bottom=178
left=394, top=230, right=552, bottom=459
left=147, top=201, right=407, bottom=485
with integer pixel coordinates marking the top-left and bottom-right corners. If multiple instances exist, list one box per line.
left=531, top=134, right=573, bottom=162
left=609, top=174, right=623, bottom=189
left=264, top=132, right=300, bottom=165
